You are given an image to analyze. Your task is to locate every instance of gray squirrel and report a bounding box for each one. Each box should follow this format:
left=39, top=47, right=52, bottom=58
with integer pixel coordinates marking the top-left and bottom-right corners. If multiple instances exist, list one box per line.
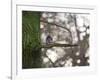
left=46, top=35, right=53, bottom=44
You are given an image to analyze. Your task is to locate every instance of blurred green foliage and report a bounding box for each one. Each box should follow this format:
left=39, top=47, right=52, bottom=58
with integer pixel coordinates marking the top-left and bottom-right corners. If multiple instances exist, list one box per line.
left=22, top=11, right=42, bottom=68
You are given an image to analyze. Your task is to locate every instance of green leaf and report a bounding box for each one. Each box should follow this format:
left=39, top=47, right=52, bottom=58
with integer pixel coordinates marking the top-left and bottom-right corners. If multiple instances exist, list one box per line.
left=22, top=11, right=42, bottom=68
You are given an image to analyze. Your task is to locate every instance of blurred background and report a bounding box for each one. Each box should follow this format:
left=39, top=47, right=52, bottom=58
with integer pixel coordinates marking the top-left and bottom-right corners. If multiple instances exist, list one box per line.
left=40, top=12, right=90, bottom=67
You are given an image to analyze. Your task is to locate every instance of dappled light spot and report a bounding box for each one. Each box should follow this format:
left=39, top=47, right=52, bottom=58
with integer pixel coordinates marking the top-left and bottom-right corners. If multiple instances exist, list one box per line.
left=47, top=18, right=54, bottom=23
left=72, top=32, right=78, bottom=44
left=77, top=59, right=81, bottom=64
left=52, top=36, right=58, bottom=42
left=70, top=26, right=76, bottom=32
left=68, top=58, right=73, bottom=62
left=80, top=34, right=83, bottom=40
left=43, top=57, right=49, bottom=63
left=65, top=62, right=73, bottom=67
left=55, top=17, right=60, bottom=23
left=41, top=48, right=45, bottom=52
left=40, top=24, right=44, bottom=29
left=42, top=13, right=47, bottom=18
left=86, top=29, right=89, bottom=34
left=77, top=16, right=84, bottom=27
left=46, top=49, right=58, bottom=62
left=55, top=40, right=68, bottom=44
left=41, top=32, right=47, bottom=44
left=81, top=32, right=86, bottom=37
left=57, top=13, right=66, bottom=22
left=60, top=61, right=65, bottom=65
left=78, top=26, right=86, bottom=32
left=75, top=52, right=80, bottom=56
left=82, top=15, right=90, bottom=27
left=75, top=65, right=79, bottom=67
left=87, top=59, right=90, bottom=64
left=51, top=47, right=66, bottom=58
left=80, top=32, right=86, bottom=40
left=85, top=52, right=89, bottom=58
left=48, top=13, right=53, bottom=17
left=66, top=24, right=70, bottom=29
left=64, top=58, right=73, bottom=67
left=73, top=37, right=78, bottom=43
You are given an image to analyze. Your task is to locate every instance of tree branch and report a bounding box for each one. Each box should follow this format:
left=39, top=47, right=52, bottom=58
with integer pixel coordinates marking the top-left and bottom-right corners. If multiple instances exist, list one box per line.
left=41, top=43, right=78, bottom=49
left=40, top=19, right=71, bottom=33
